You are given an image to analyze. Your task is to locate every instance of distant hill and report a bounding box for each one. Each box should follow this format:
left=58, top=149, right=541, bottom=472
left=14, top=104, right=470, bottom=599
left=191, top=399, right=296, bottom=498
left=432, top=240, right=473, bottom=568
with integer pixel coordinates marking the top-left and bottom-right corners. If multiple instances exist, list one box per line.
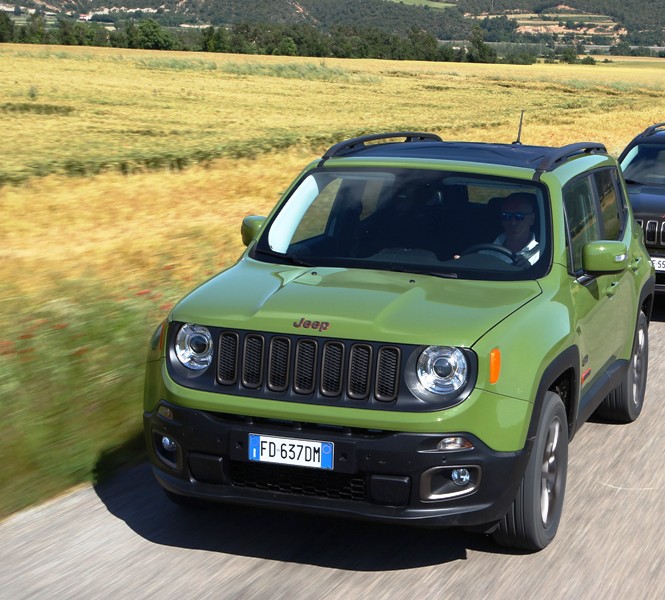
left=18, top=0, right=471, bottom=39
left=11, top=0, right=665, bottom=44
left=456, top=1, right=664, bottom=34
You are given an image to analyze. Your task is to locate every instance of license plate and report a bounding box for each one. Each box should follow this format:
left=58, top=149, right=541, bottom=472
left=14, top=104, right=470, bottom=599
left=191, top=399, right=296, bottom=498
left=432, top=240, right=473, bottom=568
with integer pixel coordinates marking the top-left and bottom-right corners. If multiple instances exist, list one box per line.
left=249, top=434, right=334, bottom=470
left=653, top=257, right=665, bottom=272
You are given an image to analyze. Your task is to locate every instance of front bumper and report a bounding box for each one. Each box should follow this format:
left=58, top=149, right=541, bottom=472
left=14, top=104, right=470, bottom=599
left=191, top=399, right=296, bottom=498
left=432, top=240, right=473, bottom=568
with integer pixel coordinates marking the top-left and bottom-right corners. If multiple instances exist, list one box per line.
left=144, top=401, right=531, bottom=528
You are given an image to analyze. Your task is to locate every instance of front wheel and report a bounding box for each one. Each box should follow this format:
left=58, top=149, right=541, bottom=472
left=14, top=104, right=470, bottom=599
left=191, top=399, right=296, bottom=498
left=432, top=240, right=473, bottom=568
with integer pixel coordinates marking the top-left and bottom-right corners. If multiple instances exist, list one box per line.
left=493, top=391, right=568, bottom=551
left=594, top=311, right=648, bottom=423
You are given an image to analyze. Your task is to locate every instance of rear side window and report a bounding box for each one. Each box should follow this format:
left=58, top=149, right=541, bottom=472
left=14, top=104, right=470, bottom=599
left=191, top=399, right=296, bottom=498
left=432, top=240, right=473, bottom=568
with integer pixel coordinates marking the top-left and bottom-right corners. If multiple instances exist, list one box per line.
left=593, top=169, right=623, bottom=240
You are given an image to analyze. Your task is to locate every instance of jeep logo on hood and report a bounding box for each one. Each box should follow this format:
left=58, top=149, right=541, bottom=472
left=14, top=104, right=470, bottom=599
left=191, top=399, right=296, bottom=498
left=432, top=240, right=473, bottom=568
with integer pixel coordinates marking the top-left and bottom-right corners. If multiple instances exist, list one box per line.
left=293, top=317, right=330, bottom=332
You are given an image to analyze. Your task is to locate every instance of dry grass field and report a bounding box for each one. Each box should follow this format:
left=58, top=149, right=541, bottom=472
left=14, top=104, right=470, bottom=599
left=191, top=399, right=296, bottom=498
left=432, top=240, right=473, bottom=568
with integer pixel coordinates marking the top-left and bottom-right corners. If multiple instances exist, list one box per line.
left=2, top=42, right=665, bottom=517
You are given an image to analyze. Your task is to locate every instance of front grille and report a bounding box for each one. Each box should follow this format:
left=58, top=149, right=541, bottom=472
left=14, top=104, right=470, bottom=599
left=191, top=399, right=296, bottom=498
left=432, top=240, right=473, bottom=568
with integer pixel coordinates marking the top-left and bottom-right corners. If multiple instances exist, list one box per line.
left=216, top=330, right=401, bottom=404
left=230, top=460, right=366, bottom=501
left=636, top=219, right=665, bottom=246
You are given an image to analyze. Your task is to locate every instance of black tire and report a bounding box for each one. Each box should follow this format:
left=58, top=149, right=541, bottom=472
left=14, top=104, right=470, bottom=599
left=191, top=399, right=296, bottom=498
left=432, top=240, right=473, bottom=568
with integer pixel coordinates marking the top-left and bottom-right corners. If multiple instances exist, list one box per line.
left=493, top=391, right=568, bottom=551
left=595, top=311, right=648, bottom=423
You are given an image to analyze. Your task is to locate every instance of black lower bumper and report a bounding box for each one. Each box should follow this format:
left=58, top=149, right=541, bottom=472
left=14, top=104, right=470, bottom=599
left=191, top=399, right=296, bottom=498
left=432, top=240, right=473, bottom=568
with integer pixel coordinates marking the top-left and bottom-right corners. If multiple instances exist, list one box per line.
left=144, top=401, right=531, bottom=528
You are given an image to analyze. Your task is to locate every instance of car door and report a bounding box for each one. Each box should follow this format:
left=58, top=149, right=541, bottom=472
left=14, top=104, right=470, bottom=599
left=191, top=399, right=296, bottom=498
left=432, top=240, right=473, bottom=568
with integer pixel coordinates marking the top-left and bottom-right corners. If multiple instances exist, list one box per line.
left=563, top=169, right=633, bottom=418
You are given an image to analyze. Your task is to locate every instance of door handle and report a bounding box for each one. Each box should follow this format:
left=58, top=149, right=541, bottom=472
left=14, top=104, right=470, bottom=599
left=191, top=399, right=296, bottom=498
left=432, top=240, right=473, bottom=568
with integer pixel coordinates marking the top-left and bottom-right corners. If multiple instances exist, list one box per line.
left=606, top=281, right=620, bottom=297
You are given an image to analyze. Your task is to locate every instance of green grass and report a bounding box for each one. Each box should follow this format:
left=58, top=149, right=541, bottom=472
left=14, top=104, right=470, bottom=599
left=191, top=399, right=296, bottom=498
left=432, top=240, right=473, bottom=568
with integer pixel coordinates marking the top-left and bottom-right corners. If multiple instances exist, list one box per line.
left=136, top=57, right=220, bottom=71
left=0, top=275, right=185, bottom=517
left=222, top=60, right=381, bottom=83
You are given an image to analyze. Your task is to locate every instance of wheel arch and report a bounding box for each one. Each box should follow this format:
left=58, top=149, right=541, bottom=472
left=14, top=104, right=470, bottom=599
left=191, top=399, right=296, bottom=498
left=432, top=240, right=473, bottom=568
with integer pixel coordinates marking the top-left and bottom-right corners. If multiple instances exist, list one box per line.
left=527, top=346, right=580, bottom=445
left=639, top=277, right=655, bottom=324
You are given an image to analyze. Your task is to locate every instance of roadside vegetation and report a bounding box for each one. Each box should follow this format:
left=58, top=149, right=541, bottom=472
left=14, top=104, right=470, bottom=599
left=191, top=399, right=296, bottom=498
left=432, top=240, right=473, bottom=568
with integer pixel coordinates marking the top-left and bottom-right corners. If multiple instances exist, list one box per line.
left=2, top=43, right=665, bottom=518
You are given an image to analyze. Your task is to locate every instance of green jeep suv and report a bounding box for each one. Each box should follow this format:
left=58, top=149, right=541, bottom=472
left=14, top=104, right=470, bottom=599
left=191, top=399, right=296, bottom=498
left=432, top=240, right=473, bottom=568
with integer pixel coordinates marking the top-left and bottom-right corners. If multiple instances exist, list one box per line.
left=144, top=132, right=654, bottom=551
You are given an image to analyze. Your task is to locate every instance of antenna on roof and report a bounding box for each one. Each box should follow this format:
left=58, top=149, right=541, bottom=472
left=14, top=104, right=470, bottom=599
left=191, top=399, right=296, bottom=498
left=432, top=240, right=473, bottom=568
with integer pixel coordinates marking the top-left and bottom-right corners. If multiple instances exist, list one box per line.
left=513, top=110, right=525, bottom=145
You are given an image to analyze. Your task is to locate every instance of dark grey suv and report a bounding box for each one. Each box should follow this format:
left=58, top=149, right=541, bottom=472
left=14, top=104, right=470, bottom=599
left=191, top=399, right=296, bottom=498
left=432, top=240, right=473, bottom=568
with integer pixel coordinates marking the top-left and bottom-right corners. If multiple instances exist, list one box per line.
left=619, top=123, right=665, bottom=290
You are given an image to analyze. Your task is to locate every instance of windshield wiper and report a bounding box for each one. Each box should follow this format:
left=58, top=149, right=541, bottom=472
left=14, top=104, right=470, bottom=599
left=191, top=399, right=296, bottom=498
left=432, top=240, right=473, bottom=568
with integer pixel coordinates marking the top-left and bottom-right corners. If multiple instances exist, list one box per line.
left=624, top=178, right=644, bottom=186
left=254, top=247, right=315, bottom=267
left=384, top=264, right=458, bottom=279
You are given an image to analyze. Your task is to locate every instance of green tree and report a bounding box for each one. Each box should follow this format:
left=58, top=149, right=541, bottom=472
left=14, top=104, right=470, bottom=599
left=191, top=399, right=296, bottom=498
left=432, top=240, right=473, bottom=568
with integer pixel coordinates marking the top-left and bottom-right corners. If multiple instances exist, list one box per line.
left=19, top=13, right=49, bottom=44
left=406, top=28, right=440, bottom=61
left=273, top=36, right=297, bottom=56
left=559, top=45, right=578, bottom=63
left=201, top=25, right=234, bottom=53
left=609, top=40, right=631, bottom=56
left=136, top=19, right=177, bottom=50
left=0, top=12, right=15, bottom=42
left=56, top=18, right=77, bottom=45
left=466, top=26, right=497, bottom=63
left=91, top=23, right=110, bottom=47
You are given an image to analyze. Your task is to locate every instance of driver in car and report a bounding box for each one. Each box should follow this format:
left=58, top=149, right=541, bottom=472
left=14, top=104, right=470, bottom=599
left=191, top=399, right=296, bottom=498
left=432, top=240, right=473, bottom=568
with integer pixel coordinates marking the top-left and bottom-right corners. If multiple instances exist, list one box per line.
left=491, top=193, right=540, bottom=266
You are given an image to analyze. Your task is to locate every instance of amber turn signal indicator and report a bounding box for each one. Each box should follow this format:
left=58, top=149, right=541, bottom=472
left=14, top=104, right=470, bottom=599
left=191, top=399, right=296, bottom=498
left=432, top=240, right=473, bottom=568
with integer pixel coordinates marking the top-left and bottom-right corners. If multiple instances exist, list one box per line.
left=489, top=348, right=501, bottom=384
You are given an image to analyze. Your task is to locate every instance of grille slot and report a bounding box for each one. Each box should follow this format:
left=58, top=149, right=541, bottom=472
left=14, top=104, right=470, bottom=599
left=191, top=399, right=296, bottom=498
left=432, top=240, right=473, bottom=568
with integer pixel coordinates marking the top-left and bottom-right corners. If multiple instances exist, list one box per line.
left=294, top=340, right=317, bottom=394
left=321, top=342, right=344, bottom=397
left=216, top=330, right=401, bottom=404
left=645, top=220, right=658, bottom=244
left=230, top=461, right=366, bottom=501
left=268, top=337, right=290, bottom=392
left=376, top=346, right=401, bottom=402
left=348, top=344, right=372, bottom=399
left=218, top=332, right=239, bottom=385
left=242, top=335, right=264, bottom=389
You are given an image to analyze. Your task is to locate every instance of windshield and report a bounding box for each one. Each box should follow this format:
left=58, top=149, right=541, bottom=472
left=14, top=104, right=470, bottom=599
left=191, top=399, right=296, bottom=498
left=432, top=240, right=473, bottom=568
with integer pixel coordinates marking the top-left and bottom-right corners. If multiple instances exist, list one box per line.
left=254, top=167, right=550, bottom=281
left=621, top=143, right=665, bottom=186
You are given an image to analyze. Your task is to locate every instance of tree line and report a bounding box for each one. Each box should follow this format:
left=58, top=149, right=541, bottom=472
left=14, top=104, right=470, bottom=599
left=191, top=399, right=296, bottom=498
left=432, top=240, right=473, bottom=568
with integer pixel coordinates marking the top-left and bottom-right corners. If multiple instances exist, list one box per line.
left=3, top=12, right=657, bottom=63
left=0, top=14, right=509, bottom=63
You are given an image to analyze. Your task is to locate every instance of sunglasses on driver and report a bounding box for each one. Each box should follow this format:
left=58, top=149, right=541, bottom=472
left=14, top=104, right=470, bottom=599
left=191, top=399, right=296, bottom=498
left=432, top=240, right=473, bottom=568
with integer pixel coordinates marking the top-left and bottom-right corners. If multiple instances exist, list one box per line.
left=500, top=211, right=533, bottom=221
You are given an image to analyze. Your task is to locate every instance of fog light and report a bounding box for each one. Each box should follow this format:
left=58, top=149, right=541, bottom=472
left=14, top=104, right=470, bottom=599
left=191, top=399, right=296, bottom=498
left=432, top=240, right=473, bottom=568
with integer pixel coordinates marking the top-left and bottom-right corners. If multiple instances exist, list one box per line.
left=161, top=436, right=177, bottom=452
left=451, top=468, right=471, bottom=486
left=437, top=437, right=474, bottom=451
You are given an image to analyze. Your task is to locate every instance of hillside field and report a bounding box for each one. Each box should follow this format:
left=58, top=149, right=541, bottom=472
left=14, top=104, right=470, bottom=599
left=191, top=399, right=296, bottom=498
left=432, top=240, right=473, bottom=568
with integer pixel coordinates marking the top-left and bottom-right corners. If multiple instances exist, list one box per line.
left=2, top=43, right=665, bottom=517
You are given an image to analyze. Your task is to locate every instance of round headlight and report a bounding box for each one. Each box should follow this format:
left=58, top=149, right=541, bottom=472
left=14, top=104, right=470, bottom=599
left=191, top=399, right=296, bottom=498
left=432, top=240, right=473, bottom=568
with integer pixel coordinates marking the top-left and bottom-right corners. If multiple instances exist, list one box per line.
left=417, top=346, right=468, bottom=394
left=175, top=324, right=213, bottom=371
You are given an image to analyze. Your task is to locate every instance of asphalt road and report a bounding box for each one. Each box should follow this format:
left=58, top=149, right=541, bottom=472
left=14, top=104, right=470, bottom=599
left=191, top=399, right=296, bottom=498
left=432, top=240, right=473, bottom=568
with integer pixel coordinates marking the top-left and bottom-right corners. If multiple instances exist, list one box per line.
left=3, top=303, right=665, bottom=600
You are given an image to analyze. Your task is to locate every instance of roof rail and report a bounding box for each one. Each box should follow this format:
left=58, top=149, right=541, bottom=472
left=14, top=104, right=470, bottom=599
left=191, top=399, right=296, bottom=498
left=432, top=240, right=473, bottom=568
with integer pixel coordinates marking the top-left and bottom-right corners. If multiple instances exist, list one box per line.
left=640, top=122, right=665, bottom=137
left=533, top=142, right=607, bottom=179
left=323, top=132, right=443, bottom=159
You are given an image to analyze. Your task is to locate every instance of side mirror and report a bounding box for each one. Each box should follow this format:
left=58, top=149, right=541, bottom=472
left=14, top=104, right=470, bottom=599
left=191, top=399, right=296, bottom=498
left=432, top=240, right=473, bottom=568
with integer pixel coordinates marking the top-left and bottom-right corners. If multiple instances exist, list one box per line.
left=241, top=216, right=266, bottom=247
left=582, top=240, right=628, bottom=274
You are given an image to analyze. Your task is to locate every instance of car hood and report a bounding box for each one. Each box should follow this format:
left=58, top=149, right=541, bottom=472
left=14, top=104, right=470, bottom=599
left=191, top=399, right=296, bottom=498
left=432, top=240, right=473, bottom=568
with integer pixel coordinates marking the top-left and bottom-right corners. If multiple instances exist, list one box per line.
left=171, top=259, right=542, bottom=347
left=626, top=184, right=665, bottom=216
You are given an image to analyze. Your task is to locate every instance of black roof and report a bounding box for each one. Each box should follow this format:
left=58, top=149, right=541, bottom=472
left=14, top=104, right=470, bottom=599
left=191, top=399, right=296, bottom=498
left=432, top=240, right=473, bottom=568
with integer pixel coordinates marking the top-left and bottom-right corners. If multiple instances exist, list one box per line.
left=322, top=132, right=607, bottom=176
left=632, top=122, right=665, bottom=140
left=618, top=123, right=665, bottom=162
